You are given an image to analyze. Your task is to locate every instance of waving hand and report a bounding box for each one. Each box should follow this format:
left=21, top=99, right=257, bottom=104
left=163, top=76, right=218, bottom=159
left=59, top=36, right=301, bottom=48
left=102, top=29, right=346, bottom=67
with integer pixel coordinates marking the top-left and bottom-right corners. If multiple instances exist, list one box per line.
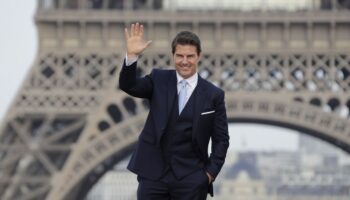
left=124, top=23, right=152, bottom=59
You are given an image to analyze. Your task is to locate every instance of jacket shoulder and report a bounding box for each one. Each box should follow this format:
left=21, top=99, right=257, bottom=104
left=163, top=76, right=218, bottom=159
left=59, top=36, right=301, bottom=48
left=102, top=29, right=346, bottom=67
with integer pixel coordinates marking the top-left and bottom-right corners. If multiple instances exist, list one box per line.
left=201, top=77, right=225, bottom=95
left=150, top=69, right=175, bottom=80
left=151, top=68, right=174, bottom=75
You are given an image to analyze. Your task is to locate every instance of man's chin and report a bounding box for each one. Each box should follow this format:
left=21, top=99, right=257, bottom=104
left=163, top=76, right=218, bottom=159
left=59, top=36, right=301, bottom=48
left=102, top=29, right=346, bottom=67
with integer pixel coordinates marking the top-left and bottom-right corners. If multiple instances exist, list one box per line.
left=180, top=73, right=190, bottom=78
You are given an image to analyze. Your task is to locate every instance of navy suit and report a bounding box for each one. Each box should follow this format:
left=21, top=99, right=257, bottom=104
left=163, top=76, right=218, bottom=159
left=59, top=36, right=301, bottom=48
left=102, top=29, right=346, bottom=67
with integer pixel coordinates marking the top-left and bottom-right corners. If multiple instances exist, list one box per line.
left=119, top=60, right=229, bottom=198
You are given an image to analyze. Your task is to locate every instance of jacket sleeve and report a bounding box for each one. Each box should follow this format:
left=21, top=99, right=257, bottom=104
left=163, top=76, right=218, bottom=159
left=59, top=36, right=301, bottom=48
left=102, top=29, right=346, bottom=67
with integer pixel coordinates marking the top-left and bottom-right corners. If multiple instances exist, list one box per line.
left=205, top=90, right=230, bottom=179
left=119, top=59, right=153, bottom=99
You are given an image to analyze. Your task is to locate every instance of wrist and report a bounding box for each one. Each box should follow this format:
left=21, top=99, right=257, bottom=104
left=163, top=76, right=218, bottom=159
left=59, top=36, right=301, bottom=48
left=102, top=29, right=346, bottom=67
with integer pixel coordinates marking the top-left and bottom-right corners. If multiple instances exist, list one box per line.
left=125, top=53, right=138, bottom=66
left=126, top=52, right=138, bottom=60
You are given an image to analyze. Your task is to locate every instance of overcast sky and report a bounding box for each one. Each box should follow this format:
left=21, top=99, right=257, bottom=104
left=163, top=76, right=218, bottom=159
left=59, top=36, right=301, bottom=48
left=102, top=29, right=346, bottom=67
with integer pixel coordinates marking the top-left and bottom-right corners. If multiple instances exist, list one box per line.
left=0, top=0, right=300, bottom=151
left=0, top=0, right=37, bottom=121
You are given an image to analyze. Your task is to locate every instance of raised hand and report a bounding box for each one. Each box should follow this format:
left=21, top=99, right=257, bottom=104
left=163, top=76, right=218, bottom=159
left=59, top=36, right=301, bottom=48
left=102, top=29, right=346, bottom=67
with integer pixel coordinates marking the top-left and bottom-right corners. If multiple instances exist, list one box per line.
left=124, top=22, right=152, bottom=59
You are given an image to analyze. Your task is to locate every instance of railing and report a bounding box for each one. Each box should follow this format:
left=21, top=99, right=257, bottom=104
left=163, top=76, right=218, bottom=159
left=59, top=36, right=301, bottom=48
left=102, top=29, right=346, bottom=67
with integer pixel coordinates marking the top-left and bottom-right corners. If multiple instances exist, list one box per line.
left=38, top=0, right=350, bottom=11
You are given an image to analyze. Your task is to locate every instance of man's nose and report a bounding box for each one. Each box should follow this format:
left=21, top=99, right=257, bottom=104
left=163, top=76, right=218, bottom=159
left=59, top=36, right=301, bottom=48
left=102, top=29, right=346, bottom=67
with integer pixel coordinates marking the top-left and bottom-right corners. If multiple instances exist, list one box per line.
left=182, top=57, right=188, bottom=64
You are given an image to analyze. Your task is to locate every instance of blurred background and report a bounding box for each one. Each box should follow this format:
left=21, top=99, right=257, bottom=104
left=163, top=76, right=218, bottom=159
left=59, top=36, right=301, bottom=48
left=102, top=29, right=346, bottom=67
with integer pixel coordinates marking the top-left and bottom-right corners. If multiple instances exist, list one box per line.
left=1, top=0, right=350, bottom=200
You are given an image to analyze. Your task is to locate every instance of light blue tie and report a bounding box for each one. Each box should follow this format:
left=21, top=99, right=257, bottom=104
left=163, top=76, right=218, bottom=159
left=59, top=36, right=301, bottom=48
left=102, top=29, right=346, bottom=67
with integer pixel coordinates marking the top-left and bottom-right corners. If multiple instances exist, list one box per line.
left=178, top=80, right=188, bottom=114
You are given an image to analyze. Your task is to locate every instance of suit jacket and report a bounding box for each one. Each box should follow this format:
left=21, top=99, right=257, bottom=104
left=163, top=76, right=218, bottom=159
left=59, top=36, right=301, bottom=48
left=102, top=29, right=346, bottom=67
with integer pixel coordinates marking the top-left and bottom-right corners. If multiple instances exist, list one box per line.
left=119, top=60, right=229, bottom=196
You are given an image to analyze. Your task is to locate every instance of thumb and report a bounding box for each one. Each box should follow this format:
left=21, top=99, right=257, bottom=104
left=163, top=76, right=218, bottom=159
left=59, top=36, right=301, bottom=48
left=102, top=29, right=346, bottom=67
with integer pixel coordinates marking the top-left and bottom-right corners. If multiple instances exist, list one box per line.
left=144, top=40, right=152, bottom=48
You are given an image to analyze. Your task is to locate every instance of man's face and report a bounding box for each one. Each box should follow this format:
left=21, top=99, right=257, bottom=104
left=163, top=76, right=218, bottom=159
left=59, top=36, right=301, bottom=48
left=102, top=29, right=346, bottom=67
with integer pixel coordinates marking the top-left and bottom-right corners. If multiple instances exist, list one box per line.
left=173, top=45, right=201, bottom=79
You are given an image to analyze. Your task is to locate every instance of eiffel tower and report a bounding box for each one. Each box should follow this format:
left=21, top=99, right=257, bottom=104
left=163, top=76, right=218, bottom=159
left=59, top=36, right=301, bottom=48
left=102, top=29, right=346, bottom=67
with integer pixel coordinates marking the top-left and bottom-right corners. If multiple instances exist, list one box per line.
left=1, top=0, right=350, bottom=199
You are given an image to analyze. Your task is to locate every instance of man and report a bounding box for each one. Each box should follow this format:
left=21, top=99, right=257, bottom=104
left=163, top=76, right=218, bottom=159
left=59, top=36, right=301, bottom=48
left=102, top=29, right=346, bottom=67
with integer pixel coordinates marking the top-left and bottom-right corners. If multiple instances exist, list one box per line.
left=119, top=23, right=229, bottom=199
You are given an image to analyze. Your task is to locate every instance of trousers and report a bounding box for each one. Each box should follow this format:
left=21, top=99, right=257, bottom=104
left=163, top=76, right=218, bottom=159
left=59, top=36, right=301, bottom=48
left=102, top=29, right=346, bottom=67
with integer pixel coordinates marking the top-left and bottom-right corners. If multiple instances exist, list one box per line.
left=137, top=168, right=209, bottom=200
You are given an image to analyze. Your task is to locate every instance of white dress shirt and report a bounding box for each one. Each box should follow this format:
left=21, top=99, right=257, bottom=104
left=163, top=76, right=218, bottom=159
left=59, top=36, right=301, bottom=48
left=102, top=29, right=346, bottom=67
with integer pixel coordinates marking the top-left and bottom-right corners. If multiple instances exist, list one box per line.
left=125, top=54, right=138, bottom=66
left=176, top=72, right=198, bottom=105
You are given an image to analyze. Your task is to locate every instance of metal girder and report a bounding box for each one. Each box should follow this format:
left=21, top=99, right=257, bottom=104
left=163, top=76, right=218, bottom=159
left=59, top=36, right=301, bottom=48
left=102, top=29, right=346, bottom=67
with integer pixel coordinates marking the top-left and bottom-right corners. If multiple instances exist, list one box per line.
left=1, top=1, right=350, bottom=199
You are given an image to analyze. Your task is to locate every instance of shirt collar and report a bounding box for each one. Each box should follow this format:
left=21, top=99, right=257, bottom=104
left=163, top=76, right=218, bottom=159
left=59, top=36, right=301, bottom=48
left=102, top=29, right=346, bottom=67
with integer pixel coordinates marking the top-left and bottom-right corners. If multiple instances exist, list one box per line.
left=176, top=72, right=198, bottom=88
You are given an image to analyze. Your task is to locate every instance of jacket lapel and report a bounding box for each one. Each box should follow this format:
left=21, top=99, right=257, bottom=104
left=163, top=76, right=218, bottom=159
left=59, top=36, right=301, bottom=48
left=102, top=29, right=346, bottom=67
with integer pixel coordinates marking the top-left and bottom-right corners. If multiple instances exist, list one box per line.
left=192, top=75, right=208, bottom=141
left=155, top=70, right=177, bottom=146
left=167, top=71, right=177, bottom=117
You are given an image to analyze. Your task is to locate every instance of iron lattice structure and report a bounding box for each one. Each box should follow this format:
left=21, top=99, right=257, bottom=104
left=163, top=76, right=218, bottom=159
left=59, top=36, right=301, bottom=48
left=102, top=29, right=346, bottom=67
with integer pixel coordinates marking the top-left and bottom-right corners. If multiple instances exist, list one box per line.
left=1, top=0, right=350, bottom=199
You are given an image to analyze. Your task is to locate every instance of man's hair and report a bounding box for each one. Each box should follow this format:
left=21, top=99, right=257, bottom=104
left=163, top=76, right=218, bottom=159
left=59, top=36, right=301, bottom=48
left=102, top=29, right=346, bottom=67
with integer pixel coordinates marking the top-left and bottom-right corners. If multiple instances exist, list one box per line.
left=171, top=31, right=201, bottom=55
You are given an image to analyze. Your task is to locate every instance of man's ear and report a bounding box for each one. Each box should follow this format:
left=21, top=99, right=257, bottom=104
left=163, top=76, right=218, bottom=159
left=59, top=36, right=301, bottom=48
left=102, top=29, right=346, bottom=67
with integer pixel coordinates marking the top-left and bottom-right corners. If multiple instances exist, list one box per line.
left=171, top=53, right=175, bottom=65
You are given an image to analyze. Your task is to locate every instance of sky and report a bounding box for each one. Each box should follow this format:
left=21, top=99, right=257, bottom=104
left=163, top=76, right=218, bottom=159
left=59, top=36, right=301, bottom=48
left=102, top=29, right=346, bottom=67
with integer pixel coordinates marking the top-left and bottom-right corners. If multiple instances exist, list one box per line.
left=0, top=0, right=37, bottom=121
left=0, top=0, right=300, bottom=151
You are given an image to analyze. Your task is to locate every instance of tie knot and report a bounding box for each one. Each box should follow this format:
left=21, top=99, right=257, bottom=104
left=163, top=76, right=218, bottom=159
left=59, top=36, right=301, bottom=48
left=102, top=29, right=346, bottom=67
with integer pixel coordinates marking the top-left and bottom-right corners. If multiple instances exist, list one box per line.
left=179, top=80, right=187, bottom=87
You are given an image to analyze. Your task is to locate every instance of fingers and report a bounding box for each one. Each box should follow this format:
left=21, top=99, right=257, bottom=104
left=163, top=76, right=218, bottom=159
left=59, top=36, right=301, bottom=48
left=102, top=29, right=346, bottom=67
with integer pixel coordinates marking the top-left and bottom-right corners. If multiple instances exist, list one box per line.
left=140, top=24, right=144, bottom=37
left=124, top=28, right=129, bottom=40
left=128, top=22, right=143, bottom=37
left=135, top=22, right=139, bottom=36
left=130, top=23, right=135, bottom=37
